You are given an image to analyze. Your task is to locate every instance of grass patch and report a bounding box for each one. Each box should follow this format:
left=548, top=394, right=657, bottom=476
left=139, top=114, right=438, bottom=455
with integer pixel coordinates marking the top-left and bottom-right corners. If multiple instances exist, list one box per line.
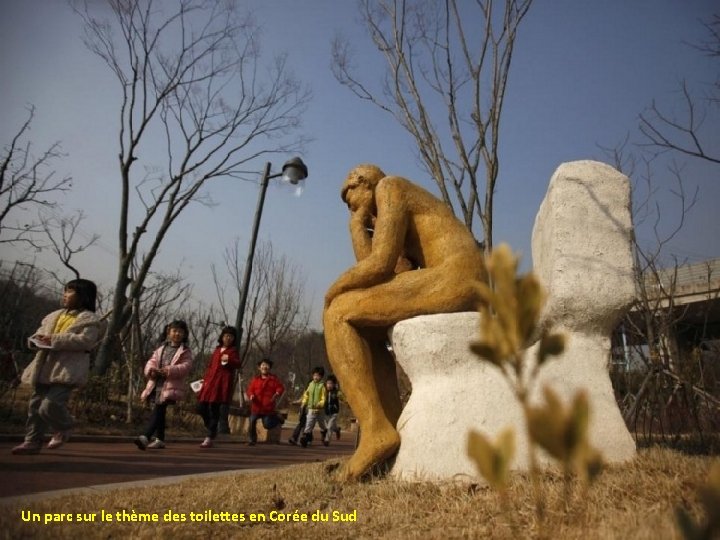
left=2, top=447, right=715, bottom=539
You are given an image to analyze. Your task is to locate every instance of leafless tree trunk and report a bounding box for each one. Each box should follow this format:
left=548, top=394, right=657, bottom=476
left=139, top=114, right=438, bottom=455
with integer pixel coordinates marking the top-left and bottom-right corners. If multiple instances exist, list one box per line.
left=0, top=106, right=72, bottom=246
left=124, top=293, right=141, bottom=424
left=332, top=0, right=533, bottom=250
left=74, top=0, right=310, bottom=374
left=602, top=142, right=719, bottom=446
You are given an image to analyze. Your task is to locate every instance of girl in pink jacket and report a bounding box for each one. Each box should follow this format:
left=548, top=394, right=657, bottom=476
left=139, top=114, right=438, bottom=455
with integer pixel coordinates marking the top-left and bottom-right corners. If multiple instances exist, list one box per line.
left=134, top=320, right=193, bottom=450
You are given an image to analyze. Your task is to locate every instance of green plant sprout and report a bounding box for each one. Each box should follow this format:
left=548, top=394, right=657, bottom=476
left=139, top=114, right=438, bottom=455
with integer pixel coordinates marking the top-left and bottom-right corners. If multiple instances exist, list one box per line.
left=466, top=244, right=604, bottom=523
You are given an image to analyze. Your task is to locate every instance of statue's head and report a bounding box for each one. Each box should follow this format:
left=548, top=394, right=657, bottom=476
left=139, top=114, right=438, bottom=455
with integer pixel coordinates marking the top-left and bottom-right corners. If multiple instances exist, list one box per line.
left=341, top=164, right=385, bottom=204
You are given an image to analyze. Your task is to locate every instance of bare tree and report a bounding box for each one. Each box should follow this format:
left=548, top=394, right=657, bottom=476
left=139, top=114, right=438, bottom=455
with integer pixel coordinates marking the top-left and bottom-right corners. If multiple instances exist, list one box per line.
left=0, top=106, right=72, bottom=246
left=600, top=143, right=719, bottom=448
left=74, top=0, right=311, bottom=374
left=212, top=239, right=309, bottom=371
left=638, top=14, right=720, bottom=166
left=250, top=242, right=309, bottom=360
left=613, top=14, right=720, bottom=444
left=332, top=0, right=534, bottom=249
left=39, top=210, right=100, bottom=282
left=0, top=261, right=58, bottom=352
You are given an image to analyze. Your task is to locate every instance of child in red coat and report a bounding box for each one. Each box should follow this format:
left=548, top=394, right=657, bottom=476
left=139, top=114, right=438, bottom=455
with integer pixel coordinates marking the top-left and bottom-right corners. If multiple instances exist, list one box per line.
left=196, top=326, right=241, bottom=448
left=246, top=359, right=285, bottom=445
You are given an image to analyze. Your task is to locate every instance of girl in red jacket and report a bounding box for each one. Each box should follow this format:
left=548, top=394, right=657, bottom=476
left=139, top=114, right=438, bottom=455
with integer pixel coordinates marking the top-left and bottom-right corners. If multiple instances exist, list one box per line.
left=196, top=326, right=241, bottom=448
left=246, top=359, right=285, bottom=445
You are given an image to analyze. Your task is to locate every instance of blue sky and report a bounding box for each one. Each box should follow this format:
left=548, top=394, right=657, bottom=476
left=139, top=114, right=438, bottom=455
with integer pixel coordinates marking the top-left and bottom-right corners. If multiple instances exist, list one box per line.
left=1, top=0, right=718, bottom=328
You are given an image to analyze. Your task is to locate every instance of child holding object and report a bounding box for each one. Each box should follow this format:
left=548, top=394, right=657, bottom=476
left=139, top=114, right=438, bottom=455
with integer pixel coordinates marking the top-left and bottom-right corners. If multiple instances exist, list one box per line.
left=196, top=326, right=241, bottom=448
left=135, top=320, right=193, bottom=450
left=13, top=279, right=105, bottom=455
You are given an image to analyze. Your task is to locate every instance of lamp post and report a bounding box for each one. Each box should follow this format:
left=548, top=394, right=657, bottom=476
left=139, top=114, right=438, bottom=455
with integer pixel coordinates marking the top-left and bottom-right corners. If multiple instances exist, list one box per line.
left=234, top=157, right=308, bottom=344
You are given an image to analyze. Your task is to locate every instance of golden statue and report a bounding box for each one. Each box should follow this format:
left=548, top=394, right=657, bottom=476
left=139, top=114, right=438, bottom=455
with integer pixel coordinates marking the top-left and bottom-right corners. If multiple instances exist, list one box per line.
left=324, top=164, right=488, bottom=480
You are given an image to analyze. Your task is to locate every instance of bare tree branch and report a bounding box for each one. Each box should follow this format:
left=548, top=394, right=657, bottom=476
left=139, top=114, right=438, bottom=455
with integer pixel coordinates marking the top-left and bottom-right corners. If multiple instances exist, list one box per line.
left=0, top=105, right=72, bottom=245
left=72, top=0, right=310, bottom=374
left=638, top=13, right=720, bottom=165
left=332, top=0, right=534, bottom=250
left=639, top=81, right=720, bottom=164
left=39, top=210, right=100, bottom=283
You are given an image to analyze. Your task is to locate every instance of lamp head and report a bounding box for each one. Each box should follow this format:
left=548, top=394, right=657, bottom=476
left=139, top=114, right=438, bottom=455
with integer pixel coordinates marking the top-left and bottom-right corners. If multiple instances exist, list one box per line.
left=281, top=157, right=308, bottom=185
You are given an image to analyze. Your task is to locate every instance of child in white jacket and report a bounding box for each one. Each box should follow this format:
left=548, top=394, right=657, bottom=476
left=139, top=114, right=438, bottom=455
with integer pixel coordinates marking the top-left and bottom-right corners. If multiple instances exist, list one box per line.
left=13, top=279, right=105, bottom=455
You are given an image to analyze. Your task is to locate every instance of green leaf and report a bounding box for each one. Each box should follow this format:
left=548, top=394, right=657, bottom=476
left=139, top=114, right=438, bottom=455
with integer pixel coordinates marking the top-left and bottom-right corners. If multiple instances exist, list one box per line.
left=516, top=274, right=545, bottom=343
left=469, top=341, right=502, bottom=367
left=566, top=391, right=590, bottom=456
left=467, top=429, right=515, bottom=490
left=542, top=333, right=566, bottom=357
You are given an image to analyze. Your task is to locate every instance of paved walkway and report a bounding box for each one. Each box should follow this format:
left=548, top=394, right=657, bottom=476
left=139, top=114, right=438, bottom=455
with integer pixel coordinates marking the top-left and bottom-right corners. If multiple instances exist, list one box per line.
left=0, top=428, right=355, bottom=503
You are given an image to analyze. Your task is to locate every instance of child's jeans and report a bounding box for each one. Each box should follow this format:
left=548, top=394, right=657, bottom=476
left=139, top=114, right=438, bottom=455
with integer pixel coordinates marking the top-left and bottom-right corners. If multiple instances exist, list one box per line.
left=144, top=400, right=175, bottom=441
left=302, top=408, right=327, bottom=435
left=324, top=413, right=339, bottom=442
left=25, top=384, right=74, bottom=443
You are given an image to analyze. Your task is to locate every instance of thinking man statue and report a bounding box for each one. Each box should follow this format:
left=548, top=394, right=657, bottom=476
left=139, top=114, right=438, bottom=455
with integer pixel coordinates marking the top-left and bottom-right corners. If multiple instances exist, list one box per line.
left=324, top=164, right=488, bottom=480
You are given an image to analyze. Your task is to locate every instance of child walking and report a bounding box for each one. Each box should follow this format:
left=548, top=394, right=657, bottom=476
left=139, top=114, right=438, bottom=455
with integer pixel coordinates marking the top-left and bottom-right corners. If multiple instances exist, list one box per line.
left=196, top=326, right=241, bottom=448
left=246, top=359, right=285, bottom=445
left=135, top=320, right=193, bottom=450
left=288, top=378, right=312, bottom=446
left=13, top=279, right=105, bottom=455
left=322, top=375, right=343, bottom=445
left=299, top=366, right=327, bottom=447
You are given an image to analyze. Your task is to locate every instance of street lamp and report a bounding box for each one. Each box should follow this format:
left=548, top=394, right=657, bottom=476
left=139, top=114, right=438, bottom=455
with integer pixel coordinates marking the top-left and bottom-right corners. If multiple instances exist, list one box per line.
left=234, top=157, right=309, bottom=344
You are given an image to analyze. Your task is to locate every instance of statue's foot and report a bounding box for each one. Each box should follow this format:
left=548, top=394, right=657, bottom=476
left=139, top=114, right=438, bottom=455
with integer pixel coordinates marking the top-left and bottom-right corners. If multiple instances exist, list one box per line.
left=337, top=427, right=400, bottom=482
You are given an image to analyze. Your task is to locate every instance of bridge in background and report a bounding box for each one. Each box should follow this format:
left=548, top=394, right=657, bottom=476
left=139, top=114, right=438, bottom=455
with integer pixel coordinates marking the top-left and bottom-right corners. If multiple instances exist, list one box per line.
left=613, top=258, right=720, bottom=370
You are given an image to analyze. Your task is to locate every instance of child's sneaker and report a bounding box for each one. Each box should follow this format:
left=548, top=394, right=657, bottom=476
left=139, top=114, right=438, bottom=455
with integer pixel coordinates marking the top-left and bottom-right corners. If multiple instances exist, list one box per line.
left=300, top=434, right=309, bottom=448
left=11, top=441, right=41, bottom=455
left=288, top=437, right=297, bottom=445
left=134, top=435, right=149, bottom=450
left=47, top=431, right=71, bottom=449
left=147, top=438, right=165, bottom=449
left=200, top=437, right=213, bottom=448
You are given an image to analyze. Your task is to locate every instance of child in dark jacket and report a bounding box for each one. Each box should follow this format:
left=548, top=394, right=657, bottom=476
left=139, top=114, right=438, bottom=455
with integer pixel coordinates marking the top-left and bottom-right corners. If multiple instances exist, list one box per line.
left=322, top=375, right=343, bottom=445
